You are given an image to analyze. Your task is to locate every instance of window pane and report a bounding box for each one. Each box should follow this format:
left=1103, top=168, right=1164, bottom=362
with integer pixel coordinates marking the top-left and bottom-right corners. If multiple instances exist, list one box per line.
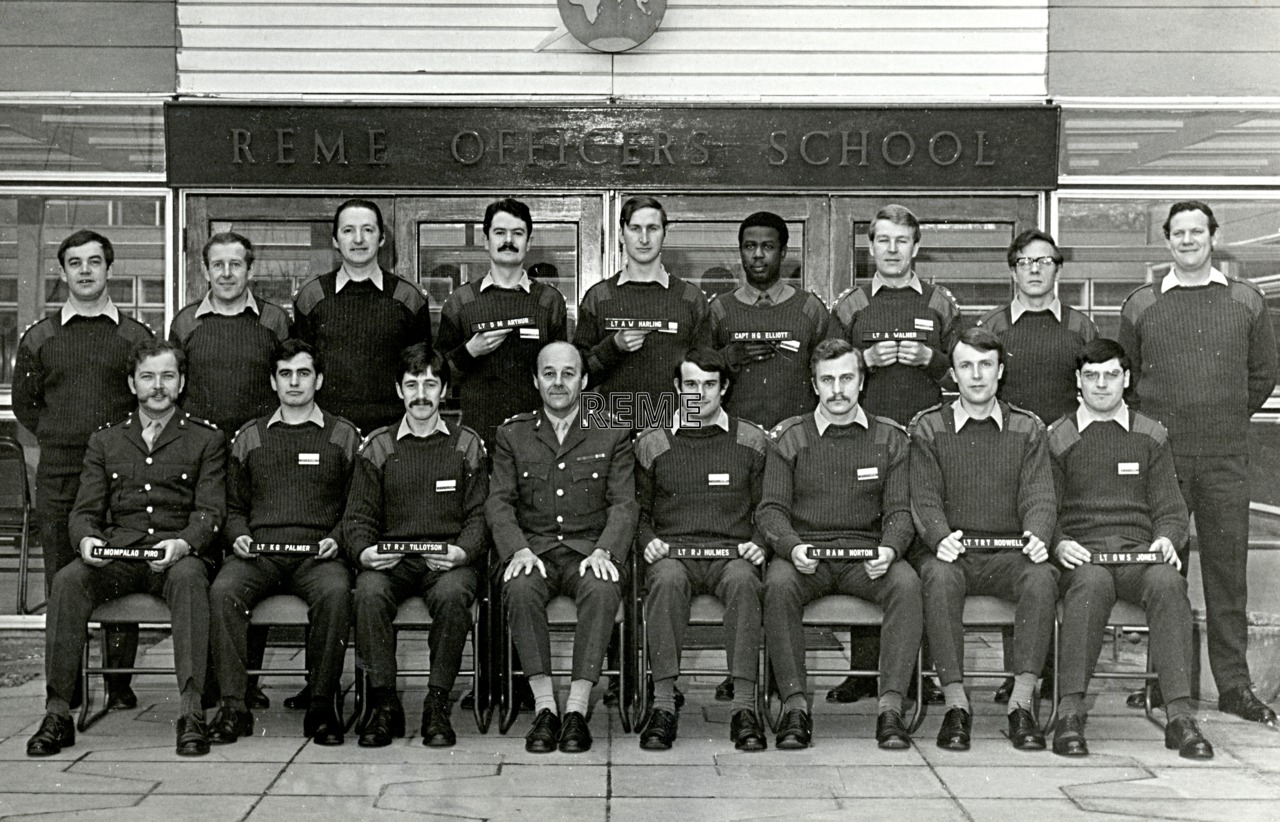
left=664, top=221, right=805, bottom=301
left=0, top=104, right=164, bottom=175
left=209, top=220, right=325, bottom=313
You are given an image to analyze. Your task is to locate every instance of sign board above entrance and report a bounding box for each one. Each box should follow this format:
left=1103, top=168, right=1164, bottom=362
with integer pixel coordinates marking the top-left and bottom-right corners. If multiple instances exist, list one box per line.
left=165, top=103, right=1060, bottom=190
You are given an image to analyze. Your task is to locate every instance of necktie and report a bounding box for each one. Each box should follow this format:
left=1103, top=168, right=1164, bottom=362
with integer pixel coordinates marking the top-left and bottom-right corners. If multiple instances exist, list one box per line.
left=142, top=419, right=162, bottom=451
left=554, top=418, right=569, bottom=444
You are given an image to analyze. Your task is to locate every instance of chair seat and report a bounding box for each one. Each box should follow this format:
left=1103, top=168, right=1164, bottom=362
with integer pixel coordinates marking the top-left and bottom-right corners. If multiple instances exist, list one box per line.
left=393, top=595, right=432, bottom=626
left=249, top=594, right=310, bottom=626
left=961, top=595, right=1016, bottom=625
left=1108, top=599, right=1148, bottom=627
left=546, top=595, right=624, bottom=625
left=89, top=593, right=171, bottom=624
left=803, top=594, right=883, bottom=625
left=689, top=594, right=726, bottom=624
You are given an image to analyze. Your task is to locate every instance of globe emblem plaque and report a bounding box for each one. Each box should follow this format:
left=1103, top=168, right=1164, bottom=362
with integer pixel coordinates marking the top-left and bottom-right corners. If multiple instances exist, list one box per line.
left=558, top=0, right=666, bottom=53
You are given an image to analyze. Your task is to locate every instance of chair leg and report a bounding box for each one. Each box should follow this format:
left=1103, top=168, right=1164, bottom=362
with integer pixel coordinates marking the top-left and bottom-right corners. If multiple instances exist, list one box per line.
left=908, top=649, right=926, bottom=733
left=498, top=631, right=518, bottom=735
left=1040, top=619, right=1060, bottom=735
left=617, top=619, right=632, bottom=734
left=77, top=627, right=111, bottom=732
left=1142, top=641, right=1165, bottom=731
left=473, top=606, right=492, bottom=734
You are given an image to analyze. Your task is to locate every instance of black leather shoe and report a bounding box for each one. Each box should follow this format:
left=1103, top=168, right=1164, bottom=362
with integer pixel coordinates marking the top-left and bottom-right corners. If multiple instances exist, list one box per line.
left=826, top=675, right=877, bottom=703
left=460, top=689, right=476, bottom=711
left=175, top=712, right=211, bottom=757
left=358, top=699, right=405, bottom=748
left=993, top=677, right=1014, bottom=704
left=909, top=675, right=945, bottom=705
left=638, top=708, right=678, bottom=751
left=603, top=676, right=621, bottom=705
left=1127, top=684, right=1164, bottom=710
left=775, top=709, right=812, bottom=750
left=730, top=708, right=766, bottom=751
left=1218, top=685, right=1278, bottom=726
left=1007, top=707, right=1046, bottom=750
left=304, top=704, right=344, bottom=746
left=715, top=677, right=735, bottom=702
left=876, top=709, right=911, bottom=749
left=283, top=683, right=312, bottom=710
left=26, top=713, right=75, bottom=757
left=245, top=683, right=270, bottom=711
left=420, top=692, right=456, bottom=748
left=558, top=711, right=593, bottom=753
left=512, top=676, right=536, bottom=711
left=644, top=678, right=686, bottom=710
left=1051, top=714, right=1088, bottom=757
left=1165, top=716, right=1215, bottom=760
left=936, top=707, right=971, bottom=751
left=208, top=706, right=254, bottom=745
left=107, top=684, right=138, bottom=711
left=524, top=708, right=561, bottom=753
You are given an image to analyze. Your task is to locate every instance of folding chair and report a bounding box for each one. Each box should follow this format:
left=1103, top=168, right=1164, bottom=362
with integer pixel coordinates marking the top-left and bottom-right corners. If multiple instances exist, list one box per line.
left=0, top=436, right=37, bottom=614
left=1067, top=599, right=1163, bottom=730
left=79, top=593, right=172, bottom=731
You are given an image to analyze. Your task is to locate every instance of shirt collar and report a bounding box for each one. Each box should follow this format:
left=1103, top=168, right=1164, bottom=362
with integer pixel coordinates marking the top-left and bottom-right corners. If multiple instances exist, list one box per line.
left=1010, top=295, right=1062, bottom=323
left=735, top=280, right=792, bottom=305
left=870, top=271, right=923, bottom=295
left=1161, top=266, right=1228, bottom=291
left=194, top=289, right=260, bottom=318
left=61, top=300, right=120, bottom=325
left=479, top=270, right=532, bottom=293
left=618, top=265, right=670, bottom=288
left=671, top=407, right=730, bottom=436
left=814, top=404, right=869, bottom=435
left=137, top=406, right=176, bottom=431
left=397, top=414, right=449, bottom=440
left=953, top=400, right=1004, bottom=431
left=1077, top=401, right=1130, bottom=432
left=336, top=267, right=384, bottom=292
left=267, top=404, right=325, bottom=428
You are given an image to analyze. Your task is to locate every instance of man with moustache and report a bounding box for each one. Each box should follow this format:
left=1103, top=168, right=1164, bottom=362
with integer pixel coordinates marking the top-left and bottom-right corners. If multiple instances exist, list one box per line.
left=293, top=198, right=433, bottom=434
left=1119, top=201, right=1279, bottom=725
left=27, top=339, right=225, bottom=757
left=487, top=342, right=638, bottom=754
left=347, top=344, right=489, bottom=749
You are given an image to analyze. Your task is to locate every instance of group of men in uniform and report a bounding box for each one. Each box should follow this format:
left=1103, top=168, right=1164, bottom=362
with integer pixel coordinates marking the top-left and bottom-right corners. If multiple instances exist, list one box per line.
left=15, top=196, right=1276, bottom=763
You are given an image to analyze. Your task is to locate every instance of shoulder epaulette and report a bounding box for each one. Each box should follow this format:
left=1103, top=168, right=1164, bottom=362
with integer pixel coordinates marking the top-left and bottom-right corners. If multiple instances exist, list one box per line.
left=633, top=427, right=671, bottom=468
left=734, top=418, right=770, bottom=454
left=17, top=316, right=57, bottom=350
left=1063, top=306, right=1098, bottom=339
left=768, top=414, right=806, bottom=442
left=500, top=411, right=538, bottom=428
left=1130, top=410, right=1170, bottom=444
left=183, top=412, right=219, bottom=431
left=1006, top=403, right=1047, bottom=433
left=230, top=419, right=263, bottom=457
left=1120, top=282, right=1157, bottom=313
left=258, top=301, right=291, bottom=340
left=871, top=414, right=908, bottom=436
left=390, top=275, right=429, bottom=312
left=1047, top=416, right=1081, bottom=456
left=454, top=423, right=487, bottom=463
left=926, top=282, right=961, bottom=317
left=327, top=414, right=362, bottom=453
left=293, top=276, right=327, bottom=315
left=974, top=305, right=1009, bottom=330
left=907, top=402, right=946, bottom=433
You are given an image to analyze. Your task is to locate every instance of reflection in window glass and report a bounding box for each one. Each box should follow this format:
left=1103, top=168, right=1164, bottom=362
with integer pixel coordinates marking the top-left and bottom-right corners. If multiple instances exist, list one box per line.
left=0, top=104, right=164, bottom=175
left=209, top=220, right=325, bottom=313
left=664, top=221, right=805, bottom=301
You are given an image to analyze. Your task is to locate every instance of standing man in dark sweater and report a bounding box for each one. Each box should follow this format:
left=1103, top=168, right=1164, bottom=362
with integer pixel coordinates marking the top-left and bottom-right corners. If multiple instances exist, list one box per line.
left=1118, top=201, right=1279, bottom=725
left=207, top=339, right=359, bottom=747
left=13, top=229, right=154, bottom=709
left=575, top=196, right=711, bottom=428
left=487, top=342, right=638, bottom=754
left=436, top=198, right=568, bottom=448
left=1047, top=338, right=1212, bottom=759
left=347, top=344, right=489, bottom=749
left=293, top=198, right=433, bottom=434
left=710, top=211, right=830, bottom=430
left=911, top=327, right=1058, bottom=751
left=759, top=338, right=923, bottom=750
left=634, top=349, right=770, bottom=752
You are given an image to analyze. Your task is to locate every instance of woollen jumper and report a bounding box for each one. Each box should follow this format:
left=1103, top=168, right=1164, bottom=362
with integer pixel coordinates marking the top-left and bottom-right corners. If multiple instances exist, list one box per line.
left=634, top=417, right=769, bottom=552
left=709, top=289, right=829, bottom=429
left=1047, top=409, right=1188, bottom=552
left=436, top=278, right=567, bottom=447
left=977, top=304, right=1097, bottom=426
left=225, top=411, right=360, bottom=548
left=342, top=421, right=489, bottom=566
left=1118, top=277, right=1277, bottom=456
left=170, top=300, right=290, bottom=435
left=828, top=281, right=963, bottom=425
left=292, top=269, right=433, bottom=435
left=757, top=412, right=913, bottom=556
left=909, top=400, right=1057, bottom=551
left=13, top=312, right=154, bottom=461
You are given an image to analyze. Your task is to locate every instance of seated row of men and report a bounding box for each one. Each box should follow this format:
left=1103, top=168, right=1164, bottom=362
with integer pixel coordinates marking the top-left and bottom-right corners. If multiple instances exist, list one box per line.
left=26, top=329, right=1213, bottom=763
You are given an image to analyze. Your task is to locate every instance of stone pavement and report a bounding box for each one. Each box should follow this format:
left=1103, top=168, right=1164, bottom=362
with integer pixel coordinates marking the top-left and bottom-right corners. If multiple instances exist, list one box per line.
left=2, top=629, right=1280, bottom=821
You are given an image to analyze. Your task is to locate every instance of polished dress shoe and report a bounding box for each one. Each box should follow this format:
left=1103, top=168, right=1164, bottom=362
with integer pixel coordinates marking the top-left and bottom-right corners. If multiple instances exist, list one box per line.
left=1127, top=684, right=1164, bottom=710
left=1051, top=714, right=1088, bottom=757
left=1007, top=707, right=1046, bottom=750
left=909, top=676, right=945, bottom=705
left=1218, top=685, right=1278, bottom=726
left=638, top=708, right=678, bottom=750
left=730, top=708, right=766, bottom=751
left=993, top=677, right=1014, bottom=704
left=876, top=709, right=911, bottom=749
left=1165, top=716, right=1214, bottom=759
left=107, top=684, right=138, bottom=711
left=715, top=677, right=735, bottom=702
left=936, top=707, right=971, bottom=751
left=826, top=675, right=877, bottom=703
left=420, top=692, right=456, bottom=748
left=524, top=708, right=561, bottom=753
left=460, top=689, right=476, bottom=711
left=175, top=712, right=211, bottom=757
left=775, top=709, right=812, bottom=750
left=304, top=704, right=345, bottom=746
left=559, top=711, right=593, bottom=753
left=208, top=706, right=254, bottom=745
left=283, top=683, right=312, bottom=710
left=358, top=700, right=406, bottom=748
left=26, top=713, right=75, bottom=757
left=245, top=683, right=270, bottom=711
left=644, top=678, right=686, bottom=710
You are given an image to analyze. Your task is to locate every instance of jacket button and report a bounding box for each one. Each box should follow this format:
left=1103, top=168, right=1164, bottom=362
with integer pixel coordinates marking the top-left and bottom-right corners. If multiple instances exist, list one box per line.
left=592, top=472, right=599, bottom=479
left=144, top=483, right=152, bottom=491
left=559, top=462, right=565, bottom=470
left=146, top=506, right=153, bottom=513
left=556, top=489, right=564, bottom=497
left=145, top=457, right=153, bottom=465
left=556, top=515, right=564, bottom=523
left=147, top=528, right=155, bottom=535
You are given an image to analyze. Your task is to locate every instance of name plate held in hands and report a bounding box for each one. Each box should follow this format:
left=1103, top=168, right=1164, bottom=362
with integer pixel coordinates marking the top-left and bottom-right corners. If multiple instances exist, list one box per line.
left=378, top=541, right=449, bottom=555
left=669, top=545, right=736, bottom=559
left=1092, top=552, right=1161, bottom=565
left=960, top=537, right=1025, bottom=550
left=862, top=330, right=925, bottom=343
left=808, top=546, right=877, bottom=560
left=247, top=542, right=320, bottom=555
left=90, top=546, right=165, bottom=561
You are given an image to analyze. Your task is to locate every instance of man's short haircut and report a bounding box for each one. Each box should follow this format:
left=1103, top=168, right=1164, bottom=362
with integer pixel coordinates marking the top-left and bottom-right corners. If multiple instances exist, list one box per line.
left=398, top=342, right=449, bottom=386
left=867, top=204, right=921, bottom=244
left=483, top=198, right=534, bottom=237
left=1006, top=229, right=1063, bottom=268
left=673, top=347, right=731, bottom=385
left=332, top=198, right=386, bottom=240
left=272, top=338, right=322, bottom=376
left=1076, top=337, right=1130, bottom=373
left=950, top=326, right=1004, bottom=367
left=202, top=231, right=255, bottom=269
left=620, top=196, right=668, bottom=229
left=810, top=337, right=864, bottom=379
left=1162, top=201, right=1219, bottom=238
left=738, top=211, right=789, bottom=247
left=57, top=229, right=114, bottom=268
left=129, top=338, right=186, bottom=377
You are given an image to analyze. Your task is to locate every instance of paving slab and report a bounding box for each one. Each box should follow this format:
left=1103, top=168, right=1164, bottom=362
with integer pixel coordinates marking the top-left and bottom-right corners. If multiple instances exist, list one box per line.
left=250, top=795, right=608, bottom=820
left=609, top=798, right=965, bottom=822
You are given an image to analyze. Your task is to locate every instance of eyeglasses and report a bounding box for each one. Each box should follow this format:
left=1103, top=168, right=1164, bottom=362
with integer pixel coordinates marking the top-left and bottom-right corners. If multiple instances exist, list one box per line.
left=1014, top=256, right=1059, bottom=271
left=1079, top=369, right=1123, bottom=383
